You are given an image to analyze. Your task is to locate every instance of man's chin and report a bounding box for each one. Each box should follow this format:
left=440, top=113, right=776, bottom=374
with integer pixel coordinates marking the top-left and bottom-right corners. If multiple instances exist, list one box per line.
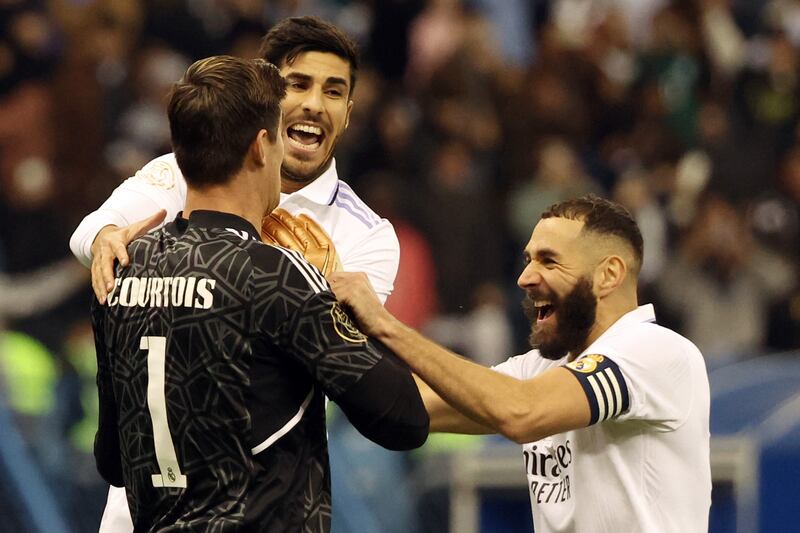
left=281, top=157, right=329, bottom=184
left=534, top=340, right=570, bottom=360
left=530, top=324, right=575, bottom=360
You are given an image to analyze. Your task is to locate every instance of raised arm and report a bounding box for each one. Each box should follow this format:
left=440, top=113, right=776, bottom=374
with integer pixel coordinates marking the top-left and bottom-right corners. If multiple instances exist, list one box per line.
left=69, top=154, right=187, bottom=267
left=70, top=154, right=186, bottom=301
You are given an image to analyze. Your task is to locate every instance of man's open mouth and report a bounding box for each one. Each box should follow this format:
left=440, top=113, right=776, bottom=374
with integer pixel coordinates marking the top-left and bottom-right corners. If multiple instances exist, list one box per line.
left=287, top=122, right=325, bottom=151
left=536, top=303, right=555, bottom=322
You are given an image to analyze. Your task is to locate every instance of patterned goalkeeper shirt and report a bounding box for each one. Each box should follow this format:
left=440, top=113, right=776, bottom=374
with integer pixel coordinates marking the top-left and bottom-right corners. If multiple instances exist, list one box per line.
left=91, top=210, right=428, bottom=532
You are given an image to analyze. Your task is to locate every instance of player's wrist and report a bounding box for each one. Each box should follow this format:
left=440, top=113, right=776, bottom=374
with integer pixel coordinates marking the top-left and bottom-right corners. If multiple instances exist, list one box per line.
left=93, top=224, right=119, bottom=244
left=371, top=310, right=403, bottom=342
left=91, top=224, right=119, bottom=255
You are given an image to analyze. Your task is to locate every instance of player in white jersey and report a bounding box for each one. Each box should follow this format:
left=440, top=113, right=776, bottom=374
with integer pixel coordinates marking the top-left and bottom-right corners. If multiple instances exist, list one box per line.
left=70, top=17, right=400, bottom=533
left=329, top=194, right=711, bottom=533
left=71, top=152, right=398, bottom=298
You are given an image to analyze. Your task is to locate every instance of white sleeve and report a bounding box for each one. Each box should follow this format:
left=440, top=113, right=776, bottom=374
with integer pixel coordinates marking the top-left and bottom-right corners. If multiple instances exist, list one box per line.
left=69, top=154, right=187, bottom=267
left=491, top=350, right=548, bottom=380
left=587, top=326, right=699, bottom=430
left=339, top=219, right=400, bottom=304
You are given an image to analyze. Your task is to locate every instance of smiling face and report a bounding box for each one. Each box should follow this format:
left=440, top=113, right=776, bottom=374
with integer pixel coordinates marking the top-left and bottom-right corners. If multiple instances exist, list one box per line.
left=518, top=217, right=599, bottom=360
left=278, top=51, right=353, bottom=188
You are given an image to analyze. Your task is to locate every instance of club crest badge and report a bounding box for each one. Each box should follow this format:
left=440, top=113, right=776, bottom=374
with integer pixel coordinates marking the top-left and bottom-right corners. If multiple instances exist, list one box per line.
left=566, top=354, right=605, bottom=373
left=133, top=160, right=177, bottom=189
left=331, top=302, right=367, bottom=343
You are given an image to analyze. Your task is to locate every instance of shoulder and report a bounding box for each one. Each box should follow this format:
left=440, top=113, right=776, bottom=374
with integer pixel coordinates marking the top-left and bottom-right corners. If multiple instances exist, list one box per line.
left=128, top=153, right=185, bottom=190
left=596, top=321, right=704, bottom=372
left=128, top=225, right=171, bottom=256
left=331, top=181, right=385, bottom=231
left=245, top=242, right=329, bottom=294
left=492, top=349, right=564, bottom=379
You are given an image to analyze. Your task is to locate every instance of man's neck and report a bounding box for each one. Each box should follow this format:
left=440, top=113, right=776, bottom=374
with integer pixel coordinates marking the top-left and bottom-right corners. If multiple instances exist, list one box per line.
left=280, top=159, right=333, bottom=194
left=583, top=295, right=639, bottom=354
left=184, top=179, right=268, bottom=234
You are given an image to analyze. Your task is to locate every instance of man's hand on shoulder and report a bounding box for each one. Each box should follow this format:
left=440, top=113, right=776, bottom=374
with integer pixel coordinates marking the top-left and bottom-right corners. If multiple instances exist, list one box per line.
left=261, top=208, right=342, bottom=276
left=327, top=272, right=395, bottom=338
left=91, top=210, right=166, bottom=303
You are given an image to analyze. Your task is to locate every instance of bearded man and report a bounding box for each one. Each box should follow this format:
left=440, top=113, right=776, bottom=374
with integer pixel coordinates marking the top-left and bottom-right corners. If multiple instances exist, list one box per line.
left=329, top=194, right=712, bottom=533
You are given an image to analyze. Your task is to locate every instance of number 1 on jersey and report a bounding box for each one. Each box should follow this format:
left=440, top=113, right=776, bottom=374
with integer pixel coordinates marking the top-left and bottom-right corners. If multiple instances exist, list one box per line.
left=141, top=336, right=187, bottom=488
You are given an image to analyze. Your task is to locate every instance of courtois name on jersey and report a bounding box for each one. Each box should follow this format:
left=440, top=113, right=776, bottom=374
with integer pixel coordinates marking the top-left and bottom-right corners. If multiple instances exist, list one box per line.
left=107, top=276, right=216, bottom=309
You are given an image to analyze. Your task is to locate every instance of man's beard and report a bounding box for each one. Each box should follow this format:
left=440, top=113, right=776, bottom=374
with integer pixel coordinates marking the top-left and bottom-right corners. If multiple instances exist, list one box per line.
left=522, top=276, right=597, bottom=360
left=280, top=154, right=334, bottom=184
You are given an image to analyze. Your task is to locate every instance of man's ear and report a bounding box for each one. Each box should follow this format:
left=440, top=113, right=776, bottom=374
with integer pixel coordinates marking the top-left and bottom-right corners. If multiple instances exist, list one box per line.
left=594, top=255, right=627, bottom=297
left=344, top=99, right=354, bottom=130
left=250, top=129, right=269, bottom=166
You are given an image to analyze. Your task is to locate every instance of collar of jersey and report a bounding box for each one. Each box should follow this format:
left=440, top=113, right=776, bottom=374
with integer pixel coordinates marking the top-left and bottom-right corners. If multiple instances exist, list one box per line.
left=279, top=158, right=339, bottom=206
left=183, top=210, right=261, bottom=241
left=581, top=304, right=656, bottom=355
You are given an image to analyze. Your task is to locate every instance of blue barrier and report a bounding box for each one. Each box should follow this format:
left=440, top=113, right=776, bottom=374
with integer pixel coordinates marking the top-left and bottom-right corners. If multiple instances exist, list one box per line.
left=709, top=354, right=800, bottom=533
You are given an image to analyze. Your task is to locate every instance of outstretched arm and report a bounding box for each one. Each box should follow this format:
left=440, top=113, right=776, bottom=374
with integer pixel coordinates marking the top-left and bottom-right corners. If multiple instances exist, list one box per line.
left=414, top=376, right=493, bottom=435
left=328, top=272, right=591, bottom=444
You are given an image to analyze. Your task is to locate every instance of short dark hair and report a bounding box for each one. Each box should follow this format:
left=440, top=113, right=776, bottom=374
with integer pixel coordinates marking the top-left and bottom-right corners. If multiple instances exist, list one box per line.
left=168, top=56, right=286, bottom=187
left=542, top=194, right=644, bottom=274
left=258, top=16, right=359, bottom=95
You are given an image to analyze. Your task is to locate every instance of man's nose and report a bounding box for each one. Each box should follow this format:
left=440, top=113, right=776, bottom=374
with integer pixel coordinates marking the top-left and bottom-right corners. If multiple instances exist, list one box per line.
left=517, top=263, right=543, bottom=290
left=302, top=86, right=324, bottom=115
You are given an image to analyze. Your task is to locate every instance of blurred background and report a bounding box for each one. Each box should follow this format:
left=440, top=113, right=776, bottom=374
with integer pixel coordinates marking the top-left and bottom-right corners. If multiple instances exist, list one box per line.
left=1, top=0, right=799, bottom=531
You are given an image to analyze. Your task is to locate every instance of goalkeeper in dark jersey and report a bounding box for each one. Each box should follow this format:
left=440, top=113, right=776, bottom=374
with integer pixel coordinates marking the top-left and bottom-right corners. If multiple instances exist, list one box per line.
left=90, top=55, right=428, bottom=532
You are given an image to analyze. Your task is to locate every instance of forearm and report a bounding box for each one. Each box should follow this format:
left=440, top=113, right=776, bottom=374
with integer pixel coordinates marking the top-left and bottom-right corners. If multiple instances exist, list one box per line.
left=70, top=189, right=167, bottom=266
left=415, top=376, right=494, bottom=435
left=71, top=214, right=126, bottom=267
left=71, top=157, right=186, bottom=266
left=376, top=318, right=525, bottom=438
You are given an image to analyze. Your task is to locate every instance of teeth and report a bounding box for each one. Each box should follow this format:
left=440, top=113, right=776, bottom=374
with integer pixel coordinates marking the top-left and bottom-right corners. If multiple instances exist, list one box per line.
left=534, top=301, right=551, bottom=308
left=290, top=124, right=322, bottom=135
left=287, top=136, right=320, bottom=150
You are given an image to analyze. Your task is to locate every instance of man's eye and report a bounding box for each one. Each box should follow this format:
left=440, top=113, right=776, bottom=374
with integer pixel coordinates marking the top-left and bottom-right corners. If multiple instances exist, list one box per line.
left=326, top=89, right=343, bottom=97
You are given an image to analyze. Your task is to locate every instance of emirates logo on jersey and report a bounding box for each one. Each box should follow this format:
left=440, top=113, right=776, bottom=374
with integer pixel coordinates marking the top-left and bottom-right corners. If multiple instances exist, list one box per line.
left=330, top=302, right=367, bottom=343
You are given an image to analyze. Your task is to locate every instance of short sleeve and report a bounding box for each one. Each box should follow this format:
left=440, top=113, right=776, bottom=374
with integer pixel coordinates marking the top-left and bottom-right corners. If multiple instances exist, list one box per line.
left=339, top=220, right=399, bottom=304
left=563, top=354, right=630, bottom=426
left=576, top=325, right=699, bottom=430
left=492, top=350, right=557, bottom=380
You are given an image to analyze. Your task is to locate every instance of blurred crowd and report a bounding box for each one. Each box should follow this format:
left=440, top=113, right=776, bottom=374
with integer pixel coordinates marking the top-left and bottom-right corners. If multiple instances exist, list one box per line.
left=2, top=0, right=800, bottom=531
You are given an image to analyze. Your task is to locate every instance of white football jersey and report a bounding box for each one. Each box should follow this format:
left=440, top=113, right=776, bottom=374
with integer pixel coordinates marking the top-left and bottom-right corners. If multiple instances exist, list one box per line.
left=71, top=153, right=400, bottom=533
left=70, top=153, right=400, bottom=302
left=493, top=304, right=711, bottom=533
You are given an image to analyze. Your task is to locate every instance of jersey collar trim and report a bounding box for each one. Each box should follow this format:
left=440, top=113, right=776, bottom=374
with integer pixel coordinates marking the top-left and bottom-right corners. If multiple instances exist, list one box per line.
left=184, top=210, right=261, bottom=241
left=581, top=304, right=656, bottom=355
left=279, top=159, right=340, bottom=206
